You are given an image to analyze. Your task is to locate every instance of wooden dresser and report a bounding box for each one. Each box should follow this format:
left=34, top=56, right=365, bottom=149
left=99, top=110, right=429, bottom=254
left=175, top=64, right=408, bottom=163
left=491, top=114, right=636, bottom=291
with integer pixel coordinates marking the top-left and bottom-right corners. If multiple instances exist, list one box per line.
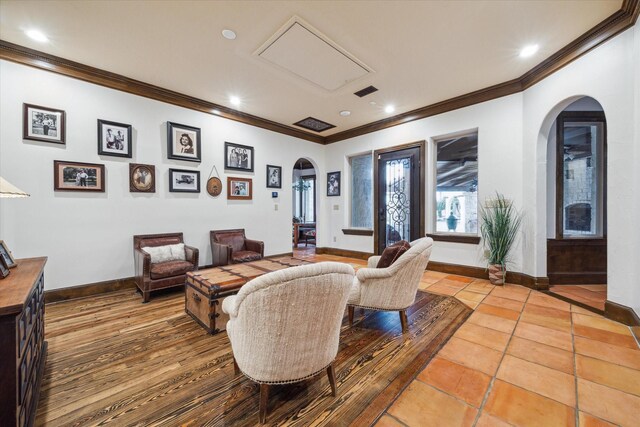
left=0, top=257, right=47, bottom=427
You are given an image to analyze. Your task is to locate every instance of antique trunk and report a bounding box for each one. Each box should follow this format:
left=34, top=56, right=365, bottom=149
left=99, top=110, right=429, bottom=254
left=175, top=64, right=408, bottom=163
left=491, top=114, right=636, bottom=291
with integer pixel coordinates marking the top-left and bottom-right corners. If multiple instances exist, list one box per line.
left=185, top=257, right=311, bottom=334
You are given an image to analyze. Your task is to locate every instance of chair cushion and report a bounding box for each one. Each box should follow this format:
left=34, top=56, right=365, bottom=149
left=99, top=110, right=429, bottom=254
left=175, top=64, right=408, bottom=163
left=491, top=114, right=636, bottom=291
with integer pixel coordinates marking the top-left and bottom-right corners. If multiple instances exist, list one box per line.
left=305, top=230, right=316, bottom=237
left=217, top=232, right=246, bottom=252
left=231, top=250, right=262, bottom=263
left=150, top=260, right=194, bottom=279
left=142, top=244, right=185, bottom=264
left=376, top=240, right=411, bottom=268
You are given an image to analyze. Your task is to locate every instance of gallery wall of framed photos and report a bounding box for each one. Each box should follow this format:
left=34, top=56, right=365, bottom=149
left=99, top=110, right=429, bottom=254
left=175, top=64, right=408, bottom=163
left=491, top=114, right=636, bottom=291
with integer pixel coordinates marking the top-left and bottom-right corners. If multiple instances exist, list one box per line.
left=1, top=60, right=327, bottom=291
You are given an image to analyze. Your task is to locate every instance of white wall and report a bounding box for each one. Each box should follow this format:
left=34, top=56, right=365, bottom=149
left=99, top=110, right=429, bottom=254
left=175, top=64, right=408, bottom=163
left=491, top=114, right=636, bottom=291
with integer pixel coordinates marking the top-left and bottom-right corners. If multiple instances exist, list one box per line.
left=522, top=21, right=639, bottom=313
left=1, top=20, right=639, bottom=314
left=323, top=21, right=640, bottom=314
left=323, top=93, right=524, bottom=270
left=0, top=60, right=325, bottom=290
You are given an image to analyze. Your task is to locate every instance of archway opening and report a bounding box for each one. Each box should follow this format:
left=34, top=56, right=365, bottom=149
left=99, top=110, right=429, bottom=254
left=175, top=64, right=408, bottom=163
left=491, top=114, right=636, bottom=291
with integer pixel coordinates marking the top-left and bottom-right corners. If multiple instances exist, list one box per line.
left=292, top=158, right=317, bottom=256
left=544, top=96, right=607, bottom=311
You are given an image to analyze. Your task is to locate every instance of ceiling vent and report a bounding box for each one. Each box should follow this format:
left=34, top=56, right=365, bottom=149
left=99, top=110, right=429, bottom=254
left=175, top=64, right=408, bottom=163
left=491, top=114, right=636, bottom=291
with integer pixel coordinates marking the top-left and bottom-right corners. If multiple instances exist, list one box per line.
left=293, top=117, right=336, bottom=133
left=255, top=16, right=373, bottom=92
left=354, top=85, right=378, bottom=97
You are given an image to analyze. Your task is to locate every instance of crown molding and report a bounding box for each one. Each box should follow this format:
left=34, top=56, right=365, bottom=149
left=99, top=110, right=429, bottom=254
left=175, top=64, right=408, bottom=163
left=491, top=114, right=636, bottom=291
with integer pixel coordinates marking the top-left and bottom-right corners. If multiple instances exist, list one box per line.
left=1, top=0, right=637, bottom=146
left=0, top=39, right=324, bottom=145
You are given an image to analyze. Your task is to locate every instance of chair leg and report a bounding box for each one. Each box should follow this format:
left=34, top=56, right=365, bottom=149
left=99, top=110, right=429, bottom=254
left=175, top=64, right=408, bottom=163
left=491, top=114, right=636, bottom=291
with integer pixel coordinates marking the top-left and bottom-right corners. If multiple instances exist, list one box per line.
left=259, top=383, right=270, bottom=424
left=142, top=291, right=150, bottom=304
left=348, top=306, right=354, bottom=325
left=327, top=362, right=337, bottom=397
left=399, top=310, right=408, bottom=333
left=233, top=356, right=240, bottom=375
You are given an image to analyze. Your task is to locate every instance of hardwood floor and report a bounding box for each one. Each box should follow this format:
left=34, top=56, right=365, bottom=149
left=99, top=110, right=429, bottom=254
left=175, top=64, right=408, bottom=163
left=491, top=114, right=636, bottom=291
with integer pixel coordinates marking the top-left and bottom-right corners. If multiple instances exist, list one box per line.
left=36, top=279, right=470, bottom=426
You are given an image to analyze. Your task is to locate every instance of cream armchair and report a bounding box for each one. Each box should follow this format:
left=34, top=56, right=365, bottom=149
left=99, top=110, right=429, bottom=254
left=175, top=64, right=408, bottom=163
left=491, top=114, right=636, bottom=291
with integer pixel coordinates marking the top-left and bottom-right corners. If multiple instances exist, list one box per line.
left=222, top=261, right=355, bottom=424
left=348, top=237, right=433, bottom=333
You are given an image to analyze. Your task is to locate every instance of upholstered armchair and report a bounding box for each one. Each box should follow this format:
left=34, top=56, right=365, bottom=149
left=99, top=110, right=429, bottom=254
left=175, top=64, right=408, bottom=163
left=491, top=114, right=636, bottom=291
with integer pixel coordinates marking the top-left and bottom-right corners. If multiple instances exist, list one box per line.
left=222, top=262, right=355, bottom=424
left=348, top=237, right=433, bottom=333
left=210, top=229, right=264, bottom=267
left=133, top=233, right=199, bottom=303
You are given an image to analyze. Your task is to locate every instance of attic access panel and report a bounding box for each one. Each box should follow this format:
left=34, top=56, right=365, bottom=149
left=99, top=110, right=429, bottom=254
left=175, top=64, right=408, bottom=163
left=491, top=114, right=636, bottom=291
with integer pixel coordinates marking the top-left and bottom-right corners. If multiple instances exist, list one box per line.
left=256, top=18, right=372, bottom=91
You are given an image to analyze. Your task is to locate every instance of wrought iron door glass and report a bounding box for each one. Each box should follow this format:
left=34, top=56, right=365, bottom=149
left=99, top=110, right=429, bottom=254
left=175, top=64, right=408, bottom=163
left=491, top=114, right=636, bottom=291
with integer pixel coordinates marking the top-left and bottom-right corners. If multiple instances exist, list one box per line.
left=384, top=158, right=411, bottom=246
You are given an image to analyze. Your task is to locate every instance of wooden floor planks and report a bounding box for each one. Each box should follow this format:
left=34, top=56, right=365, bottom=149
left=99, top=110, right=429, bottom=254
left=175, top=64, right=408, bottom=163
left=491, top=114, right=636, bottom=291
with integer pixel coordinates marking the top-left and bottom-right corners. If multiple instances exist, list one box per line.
left=36, top=288, right=470, bottom=426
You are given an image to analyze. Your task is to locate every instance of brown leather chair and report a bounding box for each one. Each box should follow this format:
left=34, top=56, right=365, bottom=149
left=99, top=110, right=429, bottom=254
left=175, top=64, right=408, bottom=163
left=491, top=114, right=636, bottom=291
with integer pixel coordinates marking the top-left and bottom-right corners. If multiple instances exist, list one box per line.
left=210, top=229, right=264, bottom=267
left=133, top=232, right=199, bottom=303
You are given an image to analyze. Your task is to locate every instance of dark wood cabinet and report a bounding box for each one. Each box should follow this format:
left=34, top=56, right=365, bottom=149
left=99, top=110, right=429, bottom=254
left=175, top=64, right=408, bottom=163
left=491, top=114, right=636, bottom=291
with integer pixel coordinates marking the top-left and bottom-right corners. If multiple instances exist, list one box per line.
left=0, top=257, right=47, bottom=427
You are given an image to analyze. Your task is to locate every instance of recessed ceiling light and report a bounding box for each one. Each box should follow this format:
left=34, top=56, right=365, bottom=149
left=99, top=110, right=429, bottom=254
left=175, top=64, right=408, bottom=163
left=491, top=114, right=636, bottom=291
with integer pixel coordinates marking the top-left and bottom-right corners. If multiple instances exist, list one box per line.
left=25, top=29, right=48, bottom=43
left=339, top=110, right=351, bottom=117
left=384, top=105, right=395, bottom=114
left=222, top=29, right=237, bottom=40
left=229, top=96, right=241, bottom=106
left=519, top=44, right=539, bottom=58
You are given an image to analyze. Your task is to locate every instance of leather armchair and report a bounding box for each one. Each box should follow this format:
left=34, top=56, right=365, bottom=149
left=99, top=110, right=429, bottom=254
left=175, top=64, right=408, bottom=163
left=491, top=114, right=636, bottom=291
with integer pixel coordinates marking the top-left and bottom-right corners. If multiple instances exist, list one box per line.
left=210, top=229, right=264, bottom=267
left=222, top=261, right=355, bottom=423
left=347, top=237, right=433, bottom=333
left=133, top=232, right=199, bottom=303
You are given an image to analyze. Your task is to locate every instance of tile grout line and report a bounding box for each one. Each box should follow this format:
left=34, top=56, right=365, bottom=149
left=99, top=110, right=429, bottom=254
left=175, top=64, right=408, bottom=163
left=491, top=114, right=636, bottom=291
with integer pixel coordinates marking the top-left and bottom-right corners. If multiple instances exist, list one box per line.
left=470, top=285, right=531, bottom=427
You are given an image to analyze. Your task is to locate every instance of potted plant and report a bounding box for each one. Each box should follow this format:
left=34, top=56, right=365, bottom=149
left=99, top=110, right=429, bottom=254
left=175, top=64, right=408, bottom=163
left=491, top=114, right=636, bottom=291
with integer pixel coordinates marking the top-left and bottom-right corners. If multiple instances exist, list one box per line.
left=479, top=193, right=523, bottom=285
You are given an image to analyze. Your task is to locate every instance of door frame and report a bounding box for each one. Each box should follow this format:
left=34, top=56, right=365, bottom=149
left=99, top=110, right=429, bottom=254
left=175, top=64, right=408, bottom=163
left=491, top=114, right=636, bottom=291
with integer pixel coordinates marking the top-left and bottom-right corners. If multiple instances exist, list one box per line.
left=373, top=140, right=426, bottom=254
left=555, top=111, right=607, bottom=239
left=548, top=111, right=607, bottom=284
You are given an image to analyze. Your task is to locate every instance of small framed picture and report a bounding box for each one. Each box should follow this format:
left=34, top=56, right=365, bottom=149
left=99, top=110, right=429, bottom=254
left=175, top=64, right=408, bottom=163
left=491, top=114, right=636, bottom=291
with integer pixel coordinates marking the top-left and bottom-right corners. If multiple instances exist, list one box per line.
left=266, top=165, right=282, bottom=188
left=98, top=119, right=132, bottom=158
left=129, top=163, right=155, bottom=193
left=327, top=171, right=341, bottom=196
left=169, top=168, right=200, bottom=193
left=0, top=256, right=10, bottom=280
left=23, top=103, right=66, bottom=144
left=224, top=142, right=254, bottom=172
left=54, top=160, right=105, bottom=192
left=0, top=241, right=16, bottom=269
left=227, top=177, right=252, bottom=200
left=167, top=122, right=201, bottom=162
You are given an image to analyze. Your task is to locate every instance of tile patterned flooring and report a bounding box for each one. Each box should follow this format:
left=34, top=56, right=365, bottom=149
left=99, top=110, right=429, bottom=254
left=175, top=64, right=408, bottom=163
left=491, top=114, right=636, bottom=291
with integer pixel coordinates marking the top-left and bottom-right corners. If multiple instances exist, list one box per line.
left=549, top=284, right=608, bottom=311
left=295, top=250, right=640, bottom=427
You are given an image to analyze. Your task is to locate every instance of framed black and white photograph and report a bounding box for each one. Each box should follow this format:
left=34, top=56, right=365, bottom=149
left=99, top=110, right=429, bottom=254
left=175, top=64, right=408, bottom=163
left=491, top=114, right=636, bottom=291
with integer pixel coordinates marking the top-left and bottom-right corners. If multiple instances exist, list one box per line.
left=0, top=256, right=10, bottom=280
left=224, top=142, right=254, bottom=172
left=54, top=160, right=105, bottom=192
left=0, top=241, right=16, bottom=269
left=227, top=177, right=252, bottom=200
left=23, top=103, right=66, bottom=144
left=167, top=122, right=201, bottom=162
left=266, top=165, right=282, bottom=188
left=169, top=168, right=200, bottom=193
left=98, top=119, right=132, bottom=158
left=129, top=163, right=155, bottom=193
left=327, top=171, right=341, bottom=196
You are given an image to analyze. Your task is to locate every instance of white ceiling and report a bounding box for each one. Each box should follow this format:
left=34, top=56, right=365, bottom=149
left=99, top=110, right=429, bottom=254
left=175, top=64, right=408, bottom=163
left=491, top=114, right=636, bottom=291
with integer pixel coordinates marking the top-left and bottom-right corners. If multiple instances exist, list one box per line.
left=0, top=0, right=622, bottom=136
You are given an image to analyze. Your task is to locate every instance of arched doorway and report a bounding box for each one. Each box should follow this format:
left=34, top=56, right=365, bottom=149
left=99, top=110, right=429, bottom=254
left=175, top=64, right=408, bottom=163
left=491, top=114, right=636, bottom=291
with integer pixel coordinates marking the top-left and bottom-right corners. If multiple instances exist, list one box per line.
left=545, top=96, right=607, bottom=311
left=292, top=158, right=317, bottom=256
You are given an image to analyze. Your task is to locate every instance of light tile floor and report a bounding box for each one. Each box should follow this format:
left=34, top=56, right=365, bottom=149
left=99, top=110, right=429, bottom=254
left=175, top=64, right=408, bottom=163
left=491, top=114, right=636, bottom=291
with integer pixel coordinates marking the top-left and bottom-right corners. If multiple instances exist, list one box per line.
left=294, top=251, right=640, bottom=427
left=383, top=271, right=640, bottom=427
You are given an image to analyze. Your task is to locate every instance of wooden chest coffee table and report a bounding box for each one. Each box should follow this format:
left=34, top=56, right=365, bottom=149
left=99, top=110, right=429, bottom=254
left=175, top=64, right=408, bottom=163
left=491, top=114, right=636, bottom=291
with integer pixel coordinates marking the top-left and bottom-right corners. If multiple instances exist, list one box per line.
left=185, top=256, right=311, bottom=334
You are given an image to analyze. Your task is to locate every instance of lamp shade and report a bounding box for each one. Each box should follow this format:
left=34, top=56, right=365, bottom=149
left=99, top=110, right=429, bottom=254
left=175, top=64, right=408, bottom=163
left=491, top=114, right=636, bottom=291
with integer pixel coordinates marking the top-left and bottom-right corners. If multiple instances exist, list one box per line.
left=0, top=177, right=30, bottom=198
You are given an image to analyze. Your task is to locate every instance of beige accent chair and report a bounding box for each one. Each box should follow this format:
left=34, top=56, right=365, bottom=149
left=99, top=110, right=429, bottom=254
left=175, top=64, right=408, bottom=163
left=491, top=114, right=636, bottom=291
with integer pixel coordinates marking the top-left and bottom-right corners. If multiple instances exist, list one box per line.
left=348, top=237, right=433, bottom=333
left=222, top=262, right=355, bottom=424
